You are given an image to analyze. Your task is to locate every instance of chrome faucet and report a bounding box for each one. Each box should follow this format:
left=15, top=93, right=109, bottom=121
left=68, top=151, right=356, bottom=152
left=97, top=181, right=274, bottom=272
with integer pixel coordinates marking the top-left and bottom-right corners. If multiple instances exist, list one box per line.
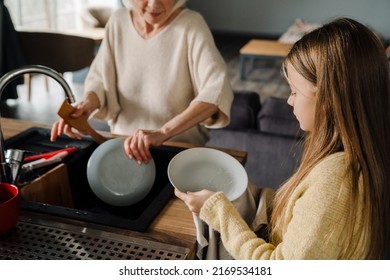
left=0, top=65, right=76, bottom=184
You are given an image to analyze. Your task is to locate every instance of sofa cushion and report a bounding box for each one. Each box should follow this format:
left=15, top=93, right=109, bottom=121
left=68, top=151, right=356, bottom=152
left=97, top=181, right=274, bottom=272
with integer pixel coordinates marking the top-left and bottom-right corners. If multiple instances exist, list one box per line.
left=207, top=129, right=302, bottom=189
left=258, top=97, right=303, bottom=138
left=226, top=91, right=261, bottom=130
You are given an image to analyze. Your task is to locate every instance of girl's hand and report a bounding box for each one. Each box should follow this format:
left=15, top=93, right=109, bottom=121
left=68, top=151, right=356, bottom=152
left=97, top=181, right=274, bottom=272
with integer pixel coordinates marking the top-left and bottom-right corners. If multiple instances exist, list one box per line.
left=174, top=189, right=215, bottom=214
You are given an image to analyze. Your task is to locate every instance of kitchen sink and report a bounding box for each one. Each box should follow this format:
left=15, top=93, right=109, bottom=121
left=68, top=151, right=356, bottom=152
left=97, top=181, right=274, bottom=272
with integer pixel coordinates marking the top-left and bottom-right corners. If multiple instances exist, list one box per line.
left=4, top=127, right=184, bottom=232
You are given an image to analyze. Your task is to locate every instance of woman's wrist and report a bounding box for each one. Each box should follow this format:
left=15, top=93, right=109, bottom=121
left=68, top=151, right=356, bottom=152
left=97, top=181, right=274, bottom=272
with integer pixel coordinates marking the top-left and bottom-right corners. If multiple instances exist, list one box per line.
left=83, top=91, right=100, bottom=113
left=159, top=125, right=173, bottom=141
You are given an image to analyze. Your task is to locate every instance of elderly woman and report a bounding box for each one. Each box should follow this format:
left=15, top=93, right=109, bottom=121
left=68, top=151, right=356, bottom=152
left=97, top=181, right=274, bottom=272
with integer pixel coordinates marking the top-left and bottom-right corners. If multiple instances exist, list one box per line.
left=51, top=0, right=233, bottom=164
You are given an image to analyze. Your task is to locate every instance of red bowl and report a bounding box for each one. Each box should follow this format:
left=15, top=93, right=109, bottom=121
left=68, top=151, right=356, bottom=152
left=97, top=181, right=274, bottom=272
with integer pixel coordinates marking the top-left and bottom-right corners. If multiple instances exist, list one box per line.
left=0, top=183, right=20, bottom=235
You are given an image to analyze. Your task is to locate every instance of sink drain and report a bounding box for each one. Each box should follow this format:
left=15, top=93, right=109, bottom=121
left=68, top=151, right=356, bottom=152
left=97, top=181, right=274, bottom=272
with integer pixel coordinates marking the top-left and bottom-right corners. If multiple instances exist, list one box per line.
left=0, top=221, right=188, bottom=260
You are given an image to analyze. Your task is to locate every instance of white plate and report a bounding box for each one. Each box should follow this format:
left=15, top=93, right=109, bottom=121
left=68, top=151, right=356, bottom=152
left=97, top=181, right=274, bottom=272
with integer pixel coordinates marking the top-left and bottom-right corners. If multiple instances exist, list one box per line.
left=87, top=138, right=156, bottom=207
left=167, top=147, right=248, bottom=201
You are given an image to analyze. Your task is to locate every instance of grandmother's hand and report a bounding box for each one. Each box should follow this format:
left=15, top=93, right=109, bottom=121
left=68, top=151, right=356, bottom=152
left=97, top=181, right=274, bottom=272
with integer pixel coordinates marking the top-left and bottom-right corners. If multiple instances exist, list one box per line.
left=174, top=189, right=215, bottom=214
left=50, top=91, right=99, bottom=142
left=50, top=101, right=94, bottom=142
left=124, top=129, right=168, bottom=164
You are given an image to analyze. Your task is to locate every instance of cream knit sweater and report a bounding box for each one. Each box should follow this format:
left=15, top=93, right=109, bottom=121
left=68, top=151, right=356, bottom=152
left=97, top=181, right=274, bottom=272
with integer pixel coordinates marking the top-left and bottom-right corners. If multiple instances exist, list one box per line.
left=84, top=8, right=233, bottom=144
left=200, top=152, right=369, bottom=259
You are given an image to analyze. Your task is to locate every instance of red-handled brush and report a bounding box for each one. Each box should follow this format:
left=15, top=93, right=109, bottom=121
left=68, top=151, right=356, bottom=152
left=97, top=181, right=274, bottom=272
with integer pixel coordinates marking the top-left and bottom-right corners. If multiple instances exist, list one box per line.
left=23, top=147, right=77, bottom=162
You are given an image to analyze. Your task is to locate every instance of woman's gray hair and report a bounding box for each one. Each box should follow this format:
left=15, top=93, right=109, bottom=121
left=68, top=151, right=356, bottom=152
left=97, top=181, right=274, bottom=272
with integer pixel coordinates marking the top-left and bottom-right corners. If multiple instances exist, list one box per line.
left=122, top=0, right=187, bottom=10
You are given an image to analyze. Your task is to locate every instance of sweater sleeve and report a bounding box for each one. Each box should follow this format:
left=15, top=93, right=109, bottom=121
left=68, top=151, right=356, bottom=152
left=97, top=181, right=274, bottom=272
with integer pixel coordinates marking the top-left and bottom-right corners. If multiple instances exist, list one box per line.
left=200, top=192, right=276, bottom=259
left=84, top=11, right=121, bottom=123
left=185, top=13, right=233, bottom=129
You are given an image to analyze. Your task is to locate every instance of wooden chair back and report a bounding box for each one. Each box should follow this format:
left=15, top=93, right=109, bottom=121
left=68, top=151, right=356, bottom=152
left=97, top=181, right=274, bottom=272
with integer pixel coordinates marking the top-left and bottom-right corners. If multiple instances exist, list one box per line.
left=18, top=31, right=96, bottom=73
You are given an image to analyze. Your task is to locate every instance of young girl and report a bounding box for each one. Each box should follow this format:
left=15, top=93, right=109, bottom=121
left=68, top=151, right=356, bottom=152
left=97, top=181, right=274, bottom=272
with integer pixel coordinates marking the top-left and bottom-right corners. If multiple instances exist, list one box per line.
left=175, top=18, right=390, bottom=259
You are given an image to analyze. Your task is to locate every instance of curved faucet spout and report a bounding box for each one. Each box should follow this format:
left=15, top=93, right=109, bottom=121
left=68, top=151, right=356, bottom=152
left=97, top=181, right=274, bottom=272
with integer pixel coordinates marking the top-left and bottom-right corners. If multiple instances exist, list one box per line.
left=0, top=65, right=76, bottom=104
left=0, top=64, right=77, bottom=183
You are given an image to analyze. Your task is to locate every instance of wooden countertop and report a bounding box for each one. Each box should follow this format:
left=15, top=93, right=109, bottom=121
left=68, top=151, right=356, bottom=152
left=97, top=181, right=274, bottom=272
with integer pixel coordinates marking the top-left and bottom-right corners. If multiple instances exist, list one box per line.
left=1, top=118, right=247, bottom=259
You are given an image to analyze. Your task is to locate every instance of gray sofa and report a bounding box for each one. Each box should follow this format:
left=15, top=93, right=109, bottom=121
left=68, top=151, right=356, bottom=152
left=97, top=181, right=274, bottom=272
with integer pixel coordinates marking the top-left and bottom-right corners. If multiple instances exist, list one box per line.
left=206, top=91, right=304, bottom=189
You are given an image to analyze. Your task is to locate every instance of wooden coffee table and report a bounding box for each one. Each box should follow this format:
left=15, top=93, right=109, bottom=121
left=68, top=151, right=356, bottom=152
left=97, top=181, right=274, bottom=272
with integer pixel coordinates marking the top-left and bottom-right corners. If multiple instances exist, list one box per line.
left=239, top=39, right=291, bottom=79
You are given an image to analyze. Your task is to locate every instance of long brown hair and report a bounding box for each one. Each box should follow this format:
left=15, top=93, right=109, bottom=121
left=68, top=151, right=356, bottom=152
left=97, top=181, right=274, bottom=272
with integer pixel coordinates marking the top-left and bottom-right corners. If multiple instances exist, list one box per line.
left=270, top=18, right=390, bottom=259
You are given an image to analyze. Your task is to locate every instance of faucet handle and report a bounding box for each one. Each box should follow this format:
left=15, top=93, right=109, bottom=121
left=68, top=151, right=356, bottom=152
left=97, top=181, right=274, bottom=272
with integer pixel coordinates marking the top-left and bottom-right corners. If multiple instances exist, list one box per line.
left=5, top=149, right=25, bottom=185
left=5, top=149, right=25, bottom=162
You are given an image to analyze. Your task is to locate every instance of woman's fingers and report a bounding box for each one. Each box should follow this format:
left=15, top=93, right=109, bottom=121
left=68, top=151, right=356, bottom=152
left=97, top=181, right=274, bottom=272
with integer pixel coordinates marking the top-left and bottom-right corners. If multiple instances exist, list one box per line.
left=50, top=121, right=60, bottom=142
left=51, top=102, right=91, bottom=142
left=124, top=130, right=154, bottom=164
left=124, top=136, right=134, bottom=159
left=63, top=124, right=83, bottom=139
left=135, top=131, right=152, bottom=163
left=50, top=119, right=67, bottom=141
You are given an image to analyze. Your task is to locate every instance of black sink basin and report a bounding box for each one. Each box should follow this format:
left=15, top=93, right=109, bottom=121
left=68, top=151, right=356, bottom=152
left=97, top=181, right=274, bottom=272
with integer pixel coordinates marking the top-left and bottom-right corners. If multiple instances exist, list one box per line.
left=5, top=127, right=184, bottom=232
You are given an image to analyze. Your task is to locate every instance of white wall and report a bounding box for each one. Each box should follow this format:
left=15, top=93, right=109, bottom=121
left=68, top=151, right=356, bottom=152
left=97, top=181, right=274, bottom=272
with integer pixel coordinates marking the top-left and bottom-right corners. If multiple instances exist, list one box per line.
left=85, top=0, right=121, bottom=8
left=187, top=0, right=390, bottom=39
left=5, top=0, right=122, bottom=30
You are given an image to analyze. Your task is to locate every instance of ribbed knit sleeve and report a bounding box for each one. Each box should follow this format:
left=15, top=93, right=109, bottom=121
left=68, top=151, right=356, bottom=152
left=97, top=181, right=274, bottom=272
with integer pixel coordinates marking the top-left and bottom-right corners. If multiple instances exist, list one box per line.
left=200, top=192, right=276, bottom=259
